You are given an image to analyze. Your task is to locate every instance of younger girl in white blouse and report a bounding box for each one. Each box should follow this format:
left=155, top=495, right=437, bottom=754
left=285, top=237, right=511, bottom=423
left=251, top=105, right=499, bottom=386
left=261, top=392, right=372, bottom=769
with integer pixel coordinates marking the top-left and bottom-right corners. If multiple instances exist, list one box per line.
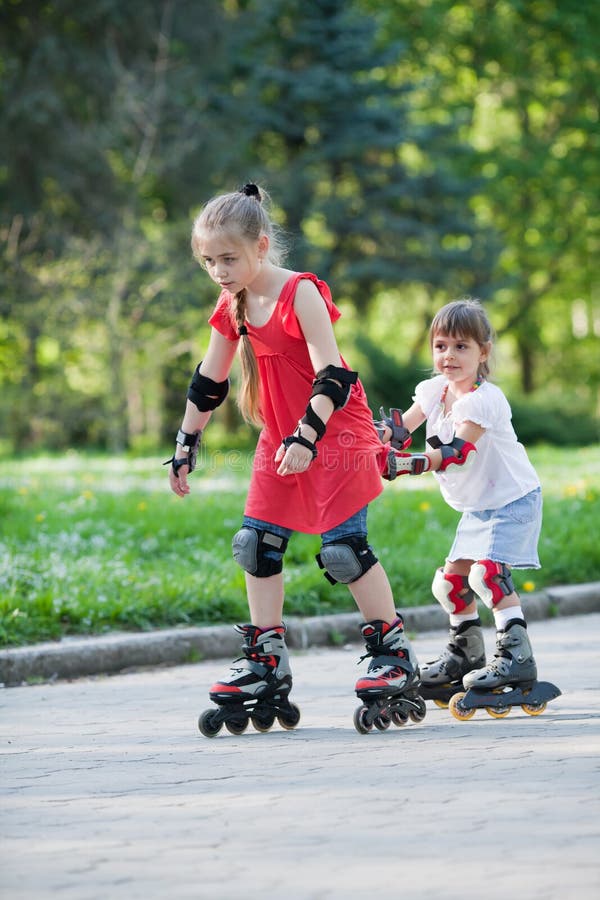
left=379, top=298, right=542, bottom=696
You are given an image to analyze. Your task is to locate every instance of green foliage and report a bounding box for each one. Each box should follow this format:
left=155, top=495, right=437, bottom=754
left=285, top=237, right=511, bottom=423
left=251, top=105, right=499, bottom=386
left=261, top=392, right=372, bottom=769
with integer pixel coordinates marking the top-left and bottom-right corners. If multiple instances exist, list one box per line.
left=510, top=398, right=600, bottom=447
left=1, top=0, right=599, bottom=453
left=352, top=333, right=430, bottom=417
left=0, top=448, right=598, bottom=646
left=359, top=0, right=600, bottom=396
left=226, top=0, right=493, bottom=301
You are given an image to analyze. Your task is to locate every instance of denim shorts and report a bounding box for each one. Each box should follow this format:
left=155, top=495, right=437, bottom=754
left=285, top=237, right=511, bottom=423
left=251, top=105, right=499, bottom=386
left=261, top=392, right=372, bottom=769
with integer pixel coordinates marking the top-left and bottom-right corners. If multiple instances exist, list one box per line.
left=242, top=507, right=369, bottom=567
left=448, top=488, right=542, bottom=569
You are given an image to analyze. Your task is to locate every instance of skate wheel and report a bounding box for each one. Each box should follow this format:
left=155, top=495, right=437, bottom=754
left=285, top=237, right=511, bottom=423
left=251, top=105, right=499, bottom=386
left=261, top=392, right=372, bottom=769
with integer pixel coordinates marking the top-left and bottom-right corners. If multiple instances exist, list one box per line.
left=353, top=705, right=373, bottom=734
left=409, top=696, right=427, bottom=724
left=251, top=711, right=275, bottom=732
left=522, top=702, right=547, bottom=716
left=485, top=705, right=511, bottom=718
left=391, top=709, right=408, bottom=726
left=449, top=692, right=476, bottom=721
left=374, top=712, right=392, bottom=731
left=433, top=699, right=449, bottom=709
left=225, top=718, right=249, bottom=735
left=198, top=709, right=223, bottom=738
left=278, top=703, right=301, bottom=730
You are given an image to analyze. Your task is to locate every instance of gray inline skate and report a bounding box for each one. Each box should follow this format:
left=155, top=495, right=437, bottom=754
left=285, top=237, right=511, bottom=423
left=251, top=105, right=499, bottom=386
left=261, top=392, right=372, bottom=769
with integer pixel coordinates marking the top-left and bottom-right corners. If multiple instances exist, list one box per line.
left=354, top=616, right=426, bottom=734
left=420, top=619, right=486, bottom=708
left=198, top=624, right=301, bottom=737
left=449, top=619, right=561, bottom=720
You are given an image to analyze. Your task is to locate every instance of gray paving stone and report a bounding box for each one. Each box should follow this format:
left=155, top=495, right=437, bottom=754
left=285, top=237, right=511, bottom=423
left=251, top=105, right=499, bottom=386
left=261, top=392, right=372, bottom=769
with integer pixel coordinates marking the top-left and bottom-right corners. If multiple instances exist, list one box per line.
left=1, top=613, right=599, bottom=899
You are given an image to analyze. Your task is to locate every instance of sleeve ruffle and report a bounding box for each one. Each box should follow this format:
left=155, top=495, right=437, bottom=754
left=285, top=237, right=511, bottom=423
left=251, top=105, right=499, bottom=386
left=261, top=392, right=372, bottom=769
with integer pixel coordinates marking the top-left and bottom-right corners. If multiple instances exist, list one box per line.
left=279, top=273, right=341, bottom=340
left=453, top=388, right=494, bottom=430
left=208, top=291, right=239, bottom=342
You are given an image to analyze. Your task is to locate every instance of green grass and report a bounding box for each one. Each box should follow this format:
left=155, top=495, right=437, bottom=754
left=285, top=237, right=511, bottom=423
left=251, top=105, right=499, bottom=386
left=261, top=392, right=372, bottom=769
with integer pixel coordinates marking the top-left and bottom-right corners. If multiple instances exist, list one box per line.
left=1, top=445, right=599, bottom=646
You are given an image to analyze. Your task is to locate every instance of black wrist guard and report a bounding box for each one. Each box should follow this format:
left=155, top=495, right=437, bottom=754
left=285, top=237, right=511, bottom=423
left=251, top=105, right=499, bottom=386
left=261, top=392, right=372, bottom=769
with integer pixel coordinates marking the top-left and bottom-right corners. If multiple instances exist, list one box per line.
left=282, top=432, right=318, bottom=461
left=310, top=365, right=358, bottom=410
left=163, top=429, right=201, bottom=475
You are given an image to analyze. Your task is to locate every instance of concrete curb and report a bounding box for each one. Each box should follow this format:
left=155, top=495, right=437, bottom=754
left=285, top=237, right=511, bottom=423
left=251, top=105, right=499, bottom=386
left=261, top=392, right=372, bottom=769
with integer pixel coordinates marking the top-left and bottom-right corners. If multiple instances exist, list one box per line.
left=1, top=581, right=599, bottom=687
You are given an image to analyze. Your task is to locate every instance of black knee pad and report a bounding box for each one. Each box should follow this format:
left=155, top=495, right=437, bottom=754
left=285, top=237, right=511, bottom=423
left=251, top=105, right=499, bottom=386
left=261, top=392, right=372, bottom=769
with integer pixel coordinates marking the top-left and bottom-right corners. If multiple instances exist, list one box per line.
left=316, top=535, right=378, bottom=585
left=232, top=527, right=289, bottom=578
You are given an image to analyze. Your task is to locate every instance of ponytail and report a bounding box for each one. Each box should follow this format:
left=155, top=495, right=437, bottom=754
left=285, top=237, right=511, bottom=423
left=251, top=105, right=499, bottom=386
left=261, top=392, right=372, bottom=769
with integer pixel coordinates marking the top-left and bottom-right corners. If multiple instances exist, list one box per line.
left=232, top=289, right=263, bottom=427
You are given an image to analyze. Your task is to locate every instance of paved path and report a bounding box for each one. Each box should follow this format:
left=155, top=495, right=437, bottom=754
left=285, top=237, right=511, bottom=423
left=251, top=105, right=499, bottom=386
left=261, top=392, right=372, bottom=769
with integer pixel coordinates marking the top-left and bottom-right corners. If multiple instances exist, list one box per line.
left=2, top=613, right=599, bottom=900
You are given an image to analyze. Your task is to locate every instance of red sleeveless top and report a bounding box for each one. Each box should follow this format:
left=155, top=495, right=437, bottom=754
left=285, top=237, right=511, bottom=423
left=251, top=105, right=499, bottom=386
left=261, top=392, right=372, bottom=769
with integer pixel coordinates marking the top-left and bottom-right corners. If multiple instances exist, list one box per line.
left=208, top=273, right=384, bottom=533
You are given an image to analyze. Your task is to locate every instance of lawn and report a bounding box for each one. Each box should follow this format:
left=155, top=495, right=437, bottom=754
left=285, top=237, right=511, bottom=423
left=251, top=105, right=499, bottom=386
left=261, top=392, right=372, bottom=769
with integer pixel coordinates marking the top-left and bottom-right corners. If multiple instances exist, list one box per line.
left=1, top=445, right=598, bottom=646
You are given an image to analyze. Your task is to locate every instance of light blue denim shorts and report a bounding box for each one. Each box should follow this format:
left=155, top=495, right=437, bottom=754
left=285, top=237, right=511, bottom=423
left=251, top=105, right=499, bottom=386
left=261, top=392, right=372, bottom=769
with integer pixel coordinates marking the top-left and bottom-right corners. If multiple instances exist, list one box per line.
left=448, top=488, right=542, bottom=569
left=243, top=506, right=369, bottom=567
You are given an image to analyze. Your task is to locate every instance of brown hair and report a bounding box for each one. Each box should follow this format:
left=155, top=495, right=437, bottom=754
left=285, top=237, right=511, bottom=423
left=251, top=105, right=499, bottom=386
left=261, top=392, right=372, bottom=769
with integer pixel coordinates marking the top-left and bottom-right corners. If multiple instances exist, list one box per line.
left=191, top=184, right=286, bottom=427
left=430, top=298, right=494, bottom=379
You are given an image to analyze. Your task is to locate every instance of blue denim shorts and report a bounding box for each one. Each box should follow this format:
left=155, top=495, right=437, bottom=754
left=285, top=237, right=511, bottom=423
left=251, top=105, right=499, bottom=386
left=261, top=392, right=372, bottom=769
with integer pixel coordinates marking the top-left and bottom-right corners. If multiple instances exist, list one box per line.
left=448, top=488, right=542, bottom=569
left=242, top=507, right=369, bottom=567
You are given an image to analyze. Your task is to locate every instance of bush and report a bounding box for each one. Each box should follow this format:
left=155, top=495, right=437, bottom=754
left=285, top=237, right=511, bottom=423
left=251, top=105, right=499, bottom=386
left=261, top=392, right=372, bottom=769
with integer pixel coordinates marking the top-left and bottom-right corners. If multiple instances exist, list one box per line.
left=510, top=398, right=600, bottom=446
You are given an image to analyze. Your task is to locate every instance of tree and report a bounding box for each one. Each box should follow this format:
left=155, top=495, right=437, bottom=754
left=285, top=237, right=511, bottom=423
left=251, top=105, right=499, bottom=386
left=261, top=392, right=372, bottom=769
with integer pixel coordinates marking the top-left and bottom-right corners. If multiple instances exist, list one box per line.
left=222, top=0, right=495, bottom=313
left=361, top=0, right=600, bottom=399
left=0, top=0, right=232, bottom=449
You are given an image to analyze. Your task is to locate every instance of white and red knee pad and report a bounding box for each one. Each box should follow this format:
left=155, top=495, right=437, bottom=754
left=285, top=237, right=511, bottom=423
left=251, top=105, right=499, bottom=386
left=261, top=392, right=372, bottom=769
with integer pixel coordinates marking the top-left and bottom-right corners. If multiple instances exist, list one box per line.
left=468, top=560, right=515, bottom=608
left=432, top=561, right=515, bottom=612
left=431, top=568, right=476, bottom=614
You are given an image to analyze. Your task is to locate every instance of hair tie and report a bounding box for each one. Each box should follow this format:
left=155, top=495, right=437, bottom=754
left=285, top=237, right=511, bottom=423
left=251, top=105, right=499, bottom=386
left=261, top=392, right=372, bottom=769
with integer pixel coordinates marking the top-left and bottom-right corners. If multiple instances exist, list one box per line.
left=238, top=324, right=248, bottom=336
left=240, top=183, right=260, bottom=199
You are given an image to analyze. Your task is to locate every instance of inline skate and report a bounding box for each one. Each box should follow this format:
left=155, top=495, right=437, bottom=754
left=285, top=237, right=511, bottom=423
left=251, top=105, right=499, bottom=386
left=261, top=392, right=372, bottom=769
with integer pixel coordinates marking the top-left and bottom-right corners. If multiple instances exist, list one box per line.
left=419, top=619, right=486, bottom=708
left=449, top=619, right=561, bottom=720
left=198, top=624, right=301, bottom=737
left=353, top=616, right=426, bottom=734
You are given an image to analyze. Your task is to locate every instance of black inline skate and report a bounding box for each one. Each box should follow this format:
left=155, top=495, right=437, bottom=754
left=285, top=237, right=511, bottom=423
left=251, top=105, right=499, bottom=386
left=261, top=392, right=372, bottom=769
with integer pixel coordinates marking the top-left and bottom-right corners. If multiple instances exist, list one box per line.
left=353, top=616, right=426, bottom=734
left=198, top=624, right=301, bottom=737
left=449, top=619, right=561, bottom=720
left=419, top=619, right=486, bottom=708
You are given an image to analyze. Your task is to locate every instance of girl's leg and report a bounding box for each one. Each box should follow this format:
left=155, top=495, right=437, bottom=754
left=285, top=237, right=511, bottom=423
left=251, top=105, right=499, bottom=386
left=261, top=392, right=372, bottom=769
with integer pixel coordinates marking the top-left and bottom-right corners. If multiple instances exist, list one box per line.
left=204, top=519, right=293, bottom=710
left=347, top=562, right=396, bottom=622
left=420, top=558, right=486, bottom=688
left=444, top=558, right=478, bottom=621
left=319, top=508, right=419, bottom=696
left=487, top=566, right=523, bottom=628
left=467, top=559, right=524, bottom=627
left=463, top=559, right=537, bottom=689
left=246, top=572, right=285, bottom=628
left=320, top=507, right=396, bottom=623
left=235, top=516, right=292, bottom=628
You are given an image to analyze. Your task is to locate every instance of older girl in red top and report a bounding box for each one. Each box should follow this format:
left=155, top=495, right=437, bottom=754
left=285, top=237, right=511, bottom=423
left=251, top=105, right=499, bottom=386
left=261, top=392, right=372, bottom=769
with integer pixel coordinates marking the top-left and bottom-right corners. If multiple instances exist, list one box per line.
left=167, top=184, right=423, bottom=736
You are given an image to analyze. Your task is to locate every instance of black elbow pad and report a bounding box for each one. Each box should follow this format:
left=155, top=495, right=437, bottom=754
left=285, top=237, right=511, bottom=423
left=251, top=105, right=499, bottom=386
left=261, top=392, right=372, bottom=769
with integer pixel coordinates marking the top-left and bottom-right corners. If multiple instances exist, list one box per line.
left=310, top=365, right=358, bottom=410
left=187, top=363, right=229, bottom=411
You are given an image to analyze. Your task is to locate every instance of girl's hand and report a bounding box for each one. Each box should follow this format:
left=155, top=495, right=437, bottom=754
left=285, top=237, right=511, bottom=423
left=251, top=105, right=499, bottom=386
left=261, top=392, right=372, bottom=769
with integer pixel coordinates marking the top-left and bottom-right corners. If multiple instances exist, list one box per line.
left=168, top=461, right=191, bottom=497
left=275, top=441, right=314, bottom=476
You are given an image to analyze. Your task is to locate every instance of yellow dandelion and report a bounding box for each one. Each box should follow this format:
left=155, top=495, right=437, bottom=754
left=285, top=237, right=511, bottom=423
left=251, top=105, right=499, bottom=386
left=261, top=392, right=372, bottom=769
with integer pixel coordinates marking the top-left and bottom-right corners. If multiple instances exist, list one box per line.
left=522, top=581, right=535, bottom=593
left=35, top=513, right=46, bottom=523
left=81, top=489, right=95, bottom=501
left=419, top=501, right=431, bottom=512
left=18, top=487, right=29, bottom=496
left=137, top=501, right=147, bottom=511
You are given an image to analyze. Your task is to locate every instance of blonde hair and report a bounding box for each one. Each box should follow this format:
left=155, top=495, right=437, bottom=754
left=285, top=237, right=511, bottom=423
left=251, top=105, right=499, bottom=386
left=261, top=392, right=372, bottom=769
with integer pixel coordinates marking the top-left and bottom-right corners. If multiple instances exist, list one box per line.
left=430, top=298, right=494, bottom=379
left=191, top=184, right=286, bottom=427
